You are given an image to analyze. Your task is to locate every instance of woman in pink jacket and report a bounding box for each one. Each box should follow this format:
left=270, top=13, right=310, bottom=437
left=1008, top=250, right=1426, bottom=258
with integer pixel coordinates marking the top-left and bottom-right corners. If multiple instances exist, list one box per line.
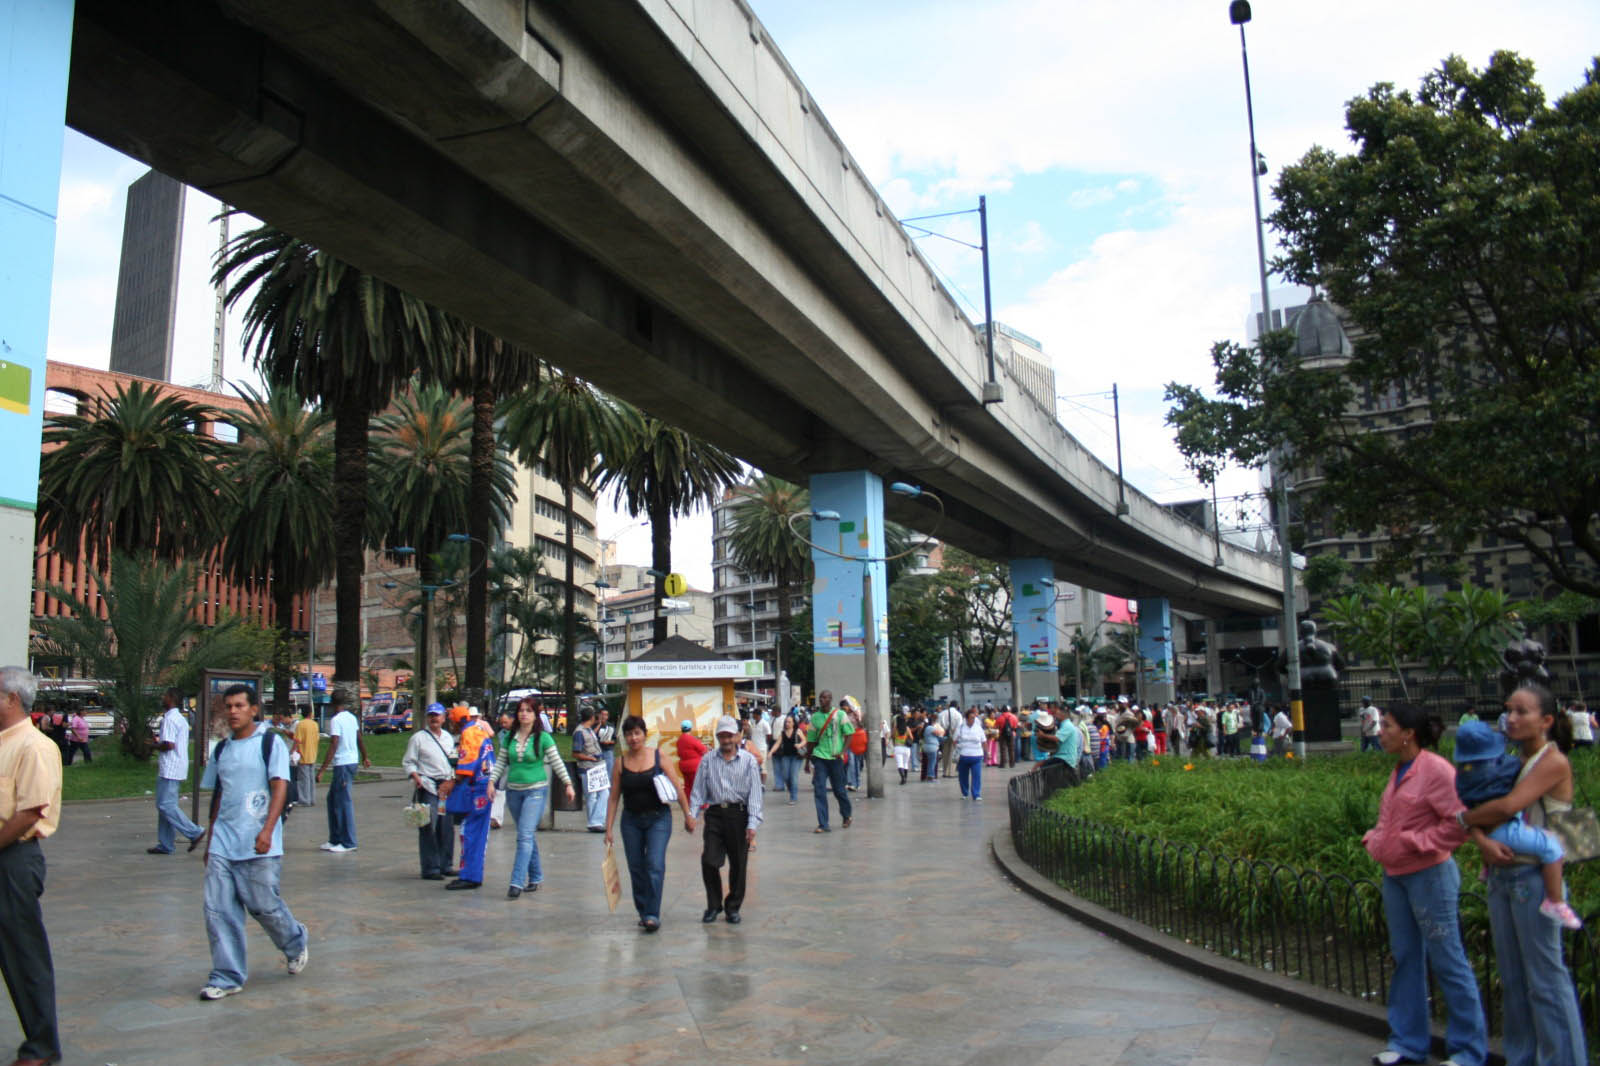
left=1361, top=704, right=1487, bottom=1066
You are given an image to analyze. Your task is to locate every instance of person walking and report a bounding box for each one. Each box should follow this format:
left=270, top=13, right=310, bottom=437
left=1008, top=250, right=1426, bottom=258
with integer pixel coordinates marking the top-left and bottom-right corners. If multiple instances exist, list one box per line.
left=493, top=697, right=575, bottom=899
left=750, top=707, right=772, bottom=789
left=844, top=703, right=868, bottom=791
left=401, top=703, right=457, bottom=881
left=1359, top=696, right=1382, bottom=753
left=0, top=666, right=63, bottom=1065
left=314, top=690, right=367, bottom=853
left=595, top=705, right=616, bottom=774
left=291, top=705, right=318, bottom=807
left=1361, top=703, right=1486, bottom=1066
left=196, top=684, right=308, bottom=1001
left=890, top=708, right=913, bottom=785
left=919, top=708, right=942, bottom=783
left=1463, top=685, right=1588, bottom=1066
left=149, top=688, right=205, bottom=856
left=807, top=690, right=855, bottom=831
left=689, top=716, right=764, bottom=924
left=938, top=702, right=962, bottom=779
left=443, top=706, right=495, bottom=891
left=769, top=714, right=803, bottom=804
left=1271, top=706, right=1293, bottom=757
left=953, top=705, right=987, bottom=802
left=604, top=716, right=693, bottom=932
left=63, top=708, right=91, bottom=765
left=572, top=707, right=609, bottom=833
left=675, top=720, right=709, bottom=801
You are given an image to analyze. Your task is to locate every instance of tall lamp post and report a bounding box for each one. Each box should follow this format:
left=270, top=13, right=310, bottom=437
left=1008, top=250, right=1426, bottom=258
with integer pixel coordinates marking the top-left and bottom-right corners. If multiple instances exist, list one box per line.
left=384, top=533, right=486, bottom=709
left=1230, top=0, right=1303, bottom=757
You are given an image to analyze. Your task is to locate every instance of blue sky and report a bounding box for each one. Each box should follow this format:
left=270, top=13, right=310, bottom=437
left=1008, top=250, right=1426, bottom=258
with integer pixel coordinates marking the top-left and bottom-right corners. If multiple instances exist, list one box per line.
left=46, top=1, right=1600, bottom=587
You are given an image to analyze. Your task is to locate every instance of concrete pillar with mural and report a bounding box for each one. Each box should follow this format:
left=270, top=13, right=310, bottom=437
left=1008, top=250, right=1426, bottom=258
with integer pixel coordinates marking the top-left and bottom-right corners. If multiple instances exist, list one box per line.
left=0, top=1, right=75, bottom=664
left=1009, top=558, right=1058, bottom=705
left=1137, top=597, right=1176, bottom=705
left=808, top=471, right=888, bottom=795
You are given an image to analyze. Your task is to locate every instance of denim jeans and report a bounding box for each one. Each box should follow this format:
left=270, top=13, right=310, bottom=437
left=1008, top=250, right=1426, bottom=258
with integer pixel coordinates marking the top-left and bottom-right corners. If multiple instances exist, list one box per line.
left=957, top=754, right=983, bottom=799
left=155, top=776, right=202, bottom=852
left=504, top=787, right=549, bottom=889
left=619, top=808, right=671, bottom=921
left=1486, top=864, right=1587, bottom=1066
left=202, top=854, right=306, bottom=991
left=294, top=763, right=316, bottom=806
left=813, top=756, right=852, bottom=828
left=584, top=784, right=609, bottom=829
left=325, top=764, right=357, bottom=848
left=415, top=789, right=453, bottom=877
left=772, top=755, right=799, bottom=802
left=847, top=751, right=864, bottom=788
left=1380, top=860, right=1487, bottom=1066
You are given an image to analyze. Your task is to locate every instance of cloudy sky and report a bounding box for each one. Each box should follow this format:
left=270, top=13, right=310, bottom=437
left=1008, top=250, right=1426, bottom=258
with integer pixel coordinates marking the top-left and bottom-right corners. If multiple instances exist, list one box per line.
left=48, top=1, right=1599, bottom=589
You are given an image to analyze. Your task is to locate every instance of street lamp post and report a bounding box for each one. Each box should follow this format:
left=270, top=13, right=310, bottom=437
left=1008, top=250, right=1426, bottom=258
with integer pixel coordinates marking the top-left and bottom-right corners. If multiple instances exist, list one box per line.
left=1229, top=0, right=1304, bottom=757
left=385, top=533, right=486, bottom=709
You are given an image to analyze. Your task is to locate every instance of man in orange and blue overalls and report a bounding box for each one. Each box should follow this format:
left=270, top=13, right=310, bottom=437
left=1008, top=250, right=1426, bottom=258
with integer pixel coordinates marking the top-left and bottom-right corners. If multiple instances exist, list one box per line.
left=442, top=706, right=495, bottom=891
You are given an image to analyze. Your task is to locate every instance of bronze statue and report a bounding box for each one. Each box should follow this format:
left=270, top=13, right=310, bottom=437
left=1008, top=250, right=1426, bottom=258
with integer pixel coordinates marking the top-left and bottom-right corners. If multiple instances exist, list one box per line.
left=1297, top=619, right=1344, bottom=687
left=1499, top=637, right=1552, bottom=694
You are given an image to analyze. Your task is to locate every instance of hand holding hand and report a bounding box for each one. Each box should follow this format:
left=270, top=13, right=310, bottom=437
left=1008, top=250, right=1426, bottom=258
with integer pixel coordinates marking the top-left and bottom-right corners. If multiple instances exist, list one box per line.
left=684, top=816, right=696, bottom=835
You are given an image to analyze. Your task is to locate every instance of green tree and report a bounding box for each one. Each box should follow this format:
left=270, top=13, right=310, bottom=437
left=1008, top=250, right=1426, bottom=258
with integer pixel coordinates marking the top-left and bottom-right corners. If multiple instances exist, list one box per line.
left=37, top=380, right=228, bottom=564
left=34, top=554, right=274, bottom=758
left=1320, top=582, right=1521, bottom=699
left=487, top=545, right=563, bottom=688
left=725, top=476, right=812, bottom=679
left=932, top=548, right=1013, bottom=682
left=597, top=408, right=744, bottom=646
left=1168, top=53, right=1600, bottom=595
left=785, top=607, right=815, bottom=697
left=217, top=223, right=450, bottom=694
left=500, top=369, right=628, bottom=727
left=218, top=386, right=336, bottom=717
left=886, top=572, right=953, bottom=702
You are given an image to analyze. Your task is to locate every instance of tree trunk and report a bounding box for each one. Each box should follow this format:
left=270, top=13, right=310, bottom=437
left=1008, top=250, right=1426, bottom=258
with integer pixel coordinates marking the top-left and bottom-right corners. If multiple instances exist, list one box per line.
left=332, top=393, right=370, bottom=697
left=419, top=549, right=437, bottom=707
left=649, top=493, right=670, bottom=646
left=775, top=561, right=793, bottom=681
left=465, top=376, right=494, bottom=706
left=271, top=565, right=295, bottom=718
left=563, top=479, right=578, bottom=733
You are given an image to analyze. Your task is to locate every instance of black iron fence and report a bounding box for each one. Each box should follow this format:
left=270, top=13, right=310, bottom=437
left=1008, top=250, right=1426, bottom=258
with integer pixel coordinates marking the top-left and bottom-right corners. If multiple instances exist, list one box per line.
left=1008, top=762, right=1598, bottom=1058
left=1335, top=673, right=1599, bottom=721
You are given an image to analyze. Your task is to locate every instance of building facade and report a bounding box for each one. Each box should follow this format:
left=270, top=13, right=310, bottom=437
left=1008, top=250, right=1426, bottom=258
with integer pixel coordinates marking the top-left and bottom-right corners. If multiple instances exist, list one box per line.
left=108, top=170, right=184, bottom=382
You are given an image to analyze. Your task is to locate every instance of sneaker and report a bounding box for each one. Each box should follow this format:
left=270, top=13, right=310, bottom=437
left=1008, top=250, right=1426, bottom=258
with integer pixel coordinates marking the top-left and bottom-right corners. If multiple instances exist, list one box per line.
left=199, top=984, right=241, bottom=1001
left=318, top=842, right=337, bottom=851
left=324, top=843, right=348, bottom=853
left=1539, top=898, right=1583, bottom=930
left=287, top=941, right=309, bottom=975
left=1371, top=1051, right=1422, bottom=1066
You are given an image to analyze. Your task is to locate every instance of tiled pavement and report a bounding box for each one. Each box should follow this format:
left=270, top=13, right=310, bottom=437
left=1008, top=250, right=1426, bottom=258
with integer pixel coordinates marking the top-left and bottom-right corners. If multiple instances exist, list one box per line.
left=9, top=763, right=1373, bottom=1065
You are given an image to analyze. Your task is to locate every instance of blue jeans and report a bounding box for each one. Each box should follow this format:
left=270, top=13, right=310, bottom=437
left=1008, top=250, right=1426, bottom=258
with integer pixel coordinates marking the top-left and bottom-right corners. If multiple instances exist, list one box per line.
left=957, top=754, right=983, bottom=799
left=1486, top=864, right=1587, bottom=1066
left=584, top=783, right=609, bottom=829
left=155, top=776, right=202, bottom=852
left=504, top=787, right=549, bottom=889
left=619, top=807, right=671, bottom=921
left=813, top=756, right=852, bottom=828
left=1380, top=860, right=1487, bottom=1066
left=1360, top=735, right=1381, bottom=753
left=772, top=755, right=799, bottom=802
left=847, top=751, right=864, bottom=788
left=325, top=764, right=357, bottom=848
left=202, top=855, right=306, bottom=991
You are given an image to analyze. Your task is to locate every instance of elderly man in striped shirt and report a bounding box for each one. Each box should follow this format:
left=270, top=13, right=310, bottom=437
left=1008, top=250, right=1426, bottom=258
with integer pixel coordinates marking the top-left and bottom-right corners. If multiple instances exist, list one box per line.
left=688, top=716, right=764, bottom=925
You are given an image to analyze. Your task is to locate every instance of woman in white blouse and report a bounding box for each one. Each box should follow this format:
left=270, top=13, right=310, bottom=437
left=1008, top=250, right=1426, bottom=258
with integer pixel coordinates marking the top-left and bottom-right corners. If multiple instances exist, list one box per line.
left=953, top=705, right=988, bottom=802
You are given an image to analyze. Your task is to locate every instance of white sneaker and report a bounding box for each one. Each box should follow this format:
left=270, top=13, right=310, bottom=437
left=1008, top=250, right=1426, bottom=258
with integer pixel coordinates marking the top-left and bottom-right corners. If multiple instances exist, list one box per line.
left=325, top=843, right=348, bottom=853
left=199, top=984, right=241, bottom=1001
left=318, top=842, right=336, bottom=851
left=287, top=942, right=308, bottom=975
left=1371, top=1051, right=1421, bottom=1066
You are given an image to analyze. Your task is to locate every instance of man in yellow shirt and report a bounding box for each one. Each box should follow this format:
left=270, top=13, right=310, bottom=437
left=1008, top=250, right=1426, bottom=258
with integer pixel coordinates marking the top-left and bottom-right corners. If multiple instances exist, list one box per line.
left=292, top=706, right=320, bottom=807
left=0, top=666, right=62, bottom=1065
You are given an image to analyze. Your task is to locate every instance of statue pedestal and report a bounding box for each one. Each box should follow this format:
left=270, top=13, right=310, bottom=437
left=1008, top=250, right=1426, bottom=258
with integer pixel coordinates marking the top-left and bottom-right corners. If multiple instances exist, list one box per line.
left=1302, top=686, right=1343, bottom=743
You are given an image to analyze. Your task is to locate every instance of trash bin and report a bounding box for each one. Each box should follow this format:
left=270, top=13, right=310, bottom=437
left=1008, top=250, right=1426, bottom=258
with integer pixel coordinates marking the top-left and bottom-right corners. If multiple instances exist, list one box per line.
left=553, top=761, right=585, bottom=811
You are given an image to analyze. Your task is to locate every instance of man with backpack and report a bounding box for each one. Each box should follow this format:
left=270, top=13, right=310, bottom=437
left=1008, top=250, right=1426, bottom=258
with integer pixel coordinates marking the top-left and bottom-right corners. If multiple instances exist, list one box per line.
left=197, top=684, right=307, bottom=1001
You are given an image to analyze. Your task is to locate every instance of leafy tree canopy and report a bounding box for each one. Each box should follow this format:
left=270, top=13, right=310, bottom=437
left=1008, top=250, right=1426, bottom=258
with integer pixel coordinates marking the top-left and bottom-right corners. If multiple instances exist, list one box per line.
left=1167, top=52, right=1600, bottom=595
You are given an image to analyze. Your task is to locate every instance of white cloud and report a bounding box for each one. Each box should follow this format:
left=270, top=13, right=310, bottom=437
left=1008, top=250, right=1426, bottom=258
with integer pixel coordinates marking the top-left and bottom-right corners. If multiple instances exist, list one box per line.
left=1065, top=186, right=1117, bottom=210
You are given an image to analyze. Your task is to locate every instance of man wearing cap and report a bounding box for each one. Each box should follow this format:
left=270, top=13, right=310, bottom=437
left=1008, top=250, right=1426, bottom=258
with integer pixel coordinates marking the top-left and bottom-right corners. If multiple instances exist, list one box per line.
left=442, top=706, right=494, bottom=889
left=314, top=689, right=368, bottom=853
left=401, top=703, right=457, bottom=880
left=688, top=716, right=763, bottom=924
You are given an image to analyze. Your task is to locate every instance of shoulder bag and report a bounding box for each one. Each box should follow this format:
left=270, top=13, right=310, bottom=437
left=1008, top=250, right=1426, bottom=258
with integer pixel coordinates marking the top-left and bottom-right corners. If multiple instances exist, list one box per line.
left=1545, top=780, right=1600, bottom=865
left=651, top=748, right=678, bottom=804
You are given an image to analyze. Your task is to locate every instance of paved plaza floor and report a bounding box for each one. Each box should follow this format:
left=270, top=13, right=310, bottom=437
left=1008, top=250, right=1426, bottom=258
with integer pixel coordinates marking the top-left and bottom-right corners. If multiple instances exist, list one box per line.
left=9, top=762, right=1373, bottom=1065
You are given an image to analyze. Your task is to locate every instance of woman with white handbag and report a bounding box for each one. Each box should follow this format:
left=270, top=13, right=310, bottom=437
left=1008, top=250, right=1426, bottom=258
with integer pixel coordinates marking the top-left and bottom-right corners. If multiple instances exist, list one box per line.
left=603, top=716, right=693, bottom=932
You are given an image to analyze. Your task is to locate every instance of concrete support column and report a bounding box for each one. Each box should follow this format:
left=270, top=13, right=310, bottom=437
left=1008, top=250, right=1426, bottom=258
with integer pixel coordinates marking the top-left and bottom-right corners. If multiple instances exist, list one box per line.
left=1137, top=597, right=1176, bottom=705
left=809, top=471, right=887, bottom=796
left=1009, top=558, right=1058, bottom=706
left=1205, top=619, right=1223, bottom=697
left=0, top=1, right=74, bottom=664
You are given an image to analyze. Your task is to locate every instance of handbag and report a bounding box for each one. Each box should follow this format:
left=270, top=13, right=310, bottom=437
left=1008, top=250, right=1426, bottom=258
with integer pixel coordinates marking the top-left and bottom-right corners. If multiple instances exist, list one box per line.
left=1544, top=778, right=1600, bottom=864
left=601, top=844, right=622, bottom=912
left=651, top=749, right=678, bottom=804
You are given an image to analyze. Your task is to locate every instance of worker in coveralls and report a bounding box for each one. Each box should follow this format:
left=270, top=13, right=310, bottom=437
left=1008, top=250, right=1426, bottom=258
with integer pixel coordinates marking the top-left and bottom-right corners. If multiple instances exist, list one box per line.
left=442, top=706, right=495, bottom=890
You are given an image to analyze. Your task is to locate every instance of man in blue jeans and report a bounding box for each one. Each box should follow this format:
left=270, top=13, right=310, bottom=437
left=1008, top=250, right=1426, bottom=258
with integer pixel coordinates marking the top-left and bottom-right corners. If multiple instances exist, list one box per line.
left=149, top=688, right=204, bottom=855
left=314, top=690, right=368, bottom=853
left=806, top=691, right=854, bottom=833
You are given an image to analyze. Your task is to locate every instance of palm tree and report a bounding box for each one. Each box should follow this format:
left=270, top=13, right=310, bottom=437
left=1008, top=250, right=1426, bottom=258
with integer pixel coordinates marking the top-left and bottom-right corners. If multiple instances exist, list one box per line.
left=370, top=384, right=515, bottom=705
left=725, top=476, right=811, bottom=679
left=597, top=405, right=744, bottom=645
left=419, top=325, right=540, bottom=706
left=37, top=380, right=228, bottom=565
left=500, top=368, right=628, bottom=728
left=218, top=386, right=336, bottom=717
left=216, top=222, right=450, bottom=696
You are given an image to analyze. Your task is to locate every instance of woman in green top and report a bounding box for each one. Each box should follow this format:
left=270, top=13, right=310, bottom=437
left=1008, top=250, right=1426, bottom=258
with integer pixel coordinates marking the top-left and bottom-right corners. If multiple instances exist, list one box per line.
left=493, top=698, right=575, bottom=899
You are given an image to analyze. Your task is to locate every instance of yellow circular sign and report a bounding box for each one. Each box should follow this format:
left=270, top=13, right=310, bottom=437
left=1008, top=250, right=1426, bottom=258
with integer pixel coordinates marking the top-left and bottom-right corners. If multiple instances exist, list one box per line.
left=663, top=572, right=687, bottom=597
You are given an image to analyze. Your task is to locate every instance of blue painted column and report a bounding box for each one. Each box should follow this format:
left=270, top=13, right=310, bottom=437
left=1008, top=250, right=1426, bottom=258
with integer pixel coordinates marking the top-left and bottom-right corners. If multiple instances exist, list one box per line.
left=0, top=0, right=74, bottom=663
left=1137, top=597, right=1176, bottom=705
left=1009, top=558, right=1058, bottom=706
left=809, top=471, right=888, bottom=794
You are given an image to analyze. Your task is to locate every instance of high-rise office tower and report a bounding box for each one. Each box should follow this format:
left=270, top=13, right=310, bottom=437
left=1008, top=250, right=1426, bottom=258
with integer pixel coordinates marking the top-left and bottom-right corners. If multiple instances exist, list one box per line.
left=108, top=169, right=185, bottom=381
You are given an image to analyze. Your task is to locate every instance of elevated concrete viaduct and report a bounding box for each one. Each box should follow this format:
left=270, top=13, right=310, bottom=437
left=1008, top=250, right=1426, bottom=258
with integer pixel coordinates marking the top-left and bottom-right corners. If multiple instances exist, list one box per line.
left=63, top=0, right=1285, bottom=621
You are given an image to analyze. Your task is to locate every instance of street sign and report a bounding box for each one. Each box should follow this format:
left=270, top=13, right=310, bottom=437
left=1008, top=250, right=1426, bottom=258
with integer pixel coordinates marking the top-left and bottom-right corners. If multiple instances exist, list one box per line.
left=663, top=572, right=687, bottom=597
left=660, top=597, right=690, bottom=612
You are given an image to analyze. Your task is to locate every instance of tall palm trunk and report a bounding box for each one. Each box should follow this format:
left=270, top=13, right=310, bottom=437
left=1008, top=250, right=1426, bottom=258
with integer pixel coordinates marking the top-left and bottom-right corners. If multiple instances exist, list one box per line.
left=563, top=479, right=578, bottom=732
left=419, top=548, right=438, bottom=705
left=271, top=559, right=295, bottom=718
left=332, top=393, right=371, bottom=695
left=774, top=561, right=793, bottom=680
left=649, top=491, right=671, bottom=646
left=465, top=376, right=495, bottom=705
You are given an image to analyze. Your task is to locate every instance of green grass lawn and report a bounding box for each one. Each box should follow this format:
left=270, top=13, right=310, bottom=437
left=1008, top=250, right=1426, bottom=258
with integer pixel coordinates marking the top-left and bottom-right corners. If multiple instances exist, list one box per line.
left=359, top=729, right=574, bottom=766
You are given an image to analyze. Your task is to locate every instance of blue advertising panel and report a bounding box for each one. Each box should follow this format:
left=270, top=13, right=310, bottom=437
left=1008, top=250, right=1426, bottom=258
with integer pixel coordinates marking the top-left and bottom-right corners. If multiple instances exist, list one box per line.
left=1010, top=557, right=1057, bottom=673
left=810, top=471, right=887, bottom=658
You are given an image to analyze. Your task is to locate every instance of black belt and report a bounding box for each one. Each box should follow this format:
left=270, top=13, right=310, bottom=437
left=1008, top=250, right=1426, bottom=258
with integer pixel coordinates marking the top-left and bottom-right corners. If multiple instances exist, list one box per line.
left=708, top=802, right=747, bottom=810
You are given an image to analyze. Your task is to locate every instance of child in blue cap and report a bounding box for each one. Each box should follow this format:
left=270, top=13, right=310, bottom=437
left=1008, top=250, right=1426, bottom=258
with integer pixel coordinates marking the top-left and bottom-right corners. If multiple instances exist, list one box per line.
left=1453, top=720, right=1581, bottom=928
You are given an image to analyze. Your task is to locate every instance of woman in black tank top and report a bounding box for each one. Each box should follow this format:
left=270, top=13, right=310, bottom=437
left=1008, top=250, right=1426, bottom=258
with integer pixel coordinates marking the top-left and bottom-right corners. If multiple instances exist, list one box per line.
left=604, top=715, right=692, bottom=931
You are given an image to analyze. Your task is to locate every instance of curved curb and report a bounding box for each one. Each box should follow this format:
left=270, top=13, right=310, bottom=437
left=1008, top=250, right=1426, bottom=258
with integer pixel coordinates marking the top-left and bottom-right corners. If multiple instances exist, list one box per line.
left=989, top=826, right=1501, bottom=1066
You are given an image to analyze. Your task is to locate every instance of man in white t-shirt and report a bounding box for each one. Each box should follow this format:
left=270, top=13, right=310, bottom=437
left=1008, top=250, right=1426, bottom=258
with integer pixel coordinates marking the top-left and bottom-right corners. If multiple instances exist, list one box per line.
left=314, top=690, right=368, bottom=852
left=149, top=688, right=205, bottom=855
left=1270, top=707, right=1293, bottom=756
left=1358, top=697, right=1382, bottom=753
left=751, top=708, right=773, bottom=787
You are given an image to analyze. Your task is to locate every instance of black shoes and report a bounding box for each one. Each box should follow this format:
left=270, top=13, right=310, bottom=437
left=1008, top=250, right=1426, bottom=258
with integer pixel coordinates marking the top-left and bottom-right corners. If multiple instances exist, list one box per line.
left=507, top=886, right=522, bottom=899
left=146, top=846, right=170, bottom=855
left=421, top=873, right=444, bottom=881
left=702, top=906, right=722, bottom=923
left=725, top=911, right=742, bottom=925
left=444, top=879, right=480, bottom=891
